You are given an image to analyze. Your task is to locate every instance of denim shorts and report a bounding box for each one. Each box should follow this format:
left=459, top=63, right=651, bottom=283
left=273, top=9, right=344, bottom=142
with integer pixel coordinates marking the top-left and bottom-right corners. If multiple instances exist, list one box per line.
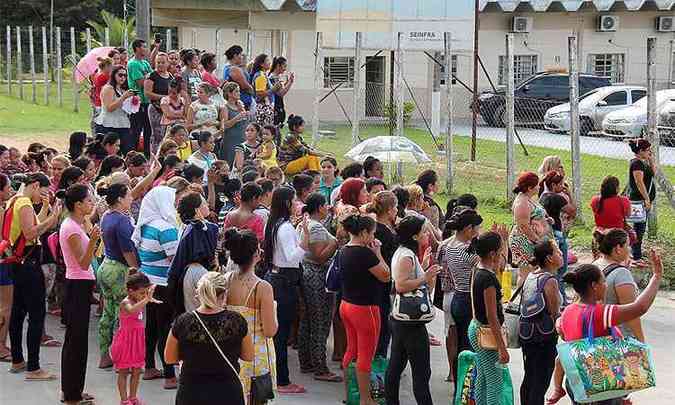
left=0, top=263, right=13, bottom=286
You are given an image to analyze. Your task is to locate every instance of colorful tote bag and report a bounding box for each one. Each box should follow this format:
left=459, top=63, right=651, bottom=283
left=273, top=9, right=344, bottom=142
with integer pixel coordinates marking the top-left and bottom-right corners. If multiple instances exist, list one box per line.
left=454, top=350, right=514, bottom=405
left=346, top=355, right=388, bottom=405
left=557, top=306, right=656, bottom=403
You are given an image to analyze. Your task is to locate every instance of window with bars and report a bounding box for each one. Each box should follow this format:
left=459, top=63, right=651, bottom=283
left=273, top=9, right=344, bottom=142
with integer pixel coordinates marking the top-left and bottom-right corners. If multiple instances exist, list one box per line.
left=439, top=54, right=458, bottom=85
left=587, top=53, right=625, bottom=84
left=323, top=56, right=355, bottom=88
left=498, top=55, right=538, bottom=86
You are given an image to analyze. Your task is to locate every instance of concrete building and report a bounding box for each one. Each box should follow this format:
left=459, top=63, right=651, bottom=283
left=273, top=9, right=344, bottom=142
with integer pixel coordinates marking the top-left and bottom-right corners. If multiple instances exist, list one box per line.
left=150, top=0, right=675, bottom=127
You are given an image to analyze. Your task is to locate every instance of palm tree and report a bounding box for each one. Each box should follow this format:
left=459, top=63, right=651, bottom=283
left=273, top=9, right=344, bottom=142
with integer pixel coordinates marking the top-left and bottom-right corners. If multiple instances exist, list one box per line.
left=81, top=10, right=136, bottom=49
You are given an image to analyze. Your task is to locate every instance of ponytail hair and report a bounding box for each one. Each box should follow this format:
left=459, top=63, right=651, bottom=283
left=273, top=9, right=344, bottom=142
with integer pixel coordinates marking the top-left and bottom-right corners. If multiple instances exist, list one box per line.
left=513, top=171, right=539, bottom=194
left=598, top=176, right=620, bottom=213
left=628, top=138, right=651, bottom=154
left=539, top=170, right=564, bottom=196
left=594, top=228, right=628, bottom=256
left=222, top=228, right=259, bottom=268
left=445, top=208, right=482, bottom=232
left=467, top=231, right=502, bottom=259
left=562, top=264, right=602, bottom=296
left=528, top=239, right=556, bottom=268
left=196, top=272, right=229, bottom=310
left=341, top=214, right=376, bottom=236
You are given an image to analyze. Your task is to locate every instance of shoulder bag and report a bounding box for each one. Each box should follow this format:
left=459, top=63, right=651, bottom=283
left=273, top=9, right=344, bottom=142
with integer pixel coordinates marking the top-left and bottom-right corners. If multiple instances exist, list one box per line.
left=624, top=167, right=654, bottom=224
left=470, top=268, right=508, bottom=350
left=250, top=282, right=275, bottom=403
left=192, top=311, right=245, bottom=396
left=391, top=252, right=435, bottom=323
left=503, top=280, right=524, bottom=349
left=325, top=248, right=342, bottom=293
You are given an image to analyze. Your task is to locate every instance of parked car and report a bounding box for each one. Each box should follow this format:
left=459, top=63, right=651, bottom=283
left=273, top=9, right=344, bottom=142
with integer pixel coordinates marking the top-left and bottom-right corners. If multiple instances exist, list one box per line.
left=602, top=89, right=675, bottom=143
left=544, top=85, right=646, bottom=136
left=473, top=71, right=611, bottom=127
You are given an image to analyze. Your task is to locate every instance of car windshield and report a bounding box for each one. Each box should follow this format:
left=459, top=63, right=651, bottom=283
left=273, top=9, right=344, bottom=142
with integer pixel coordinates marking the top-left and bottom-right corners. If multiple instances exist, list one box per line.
left=633, top=92, right=675, bottom=108
left=579, top=89, right=599, bottom=101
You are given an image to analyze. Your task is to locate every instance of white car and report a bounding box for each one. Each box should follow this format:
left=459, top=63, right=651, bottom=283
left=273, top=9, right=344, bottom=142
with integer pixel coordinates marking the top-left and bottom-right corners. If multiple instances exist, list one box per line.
left=544, top=85, right=646, bottom=136
left=602, top=89, right=675, bottom=139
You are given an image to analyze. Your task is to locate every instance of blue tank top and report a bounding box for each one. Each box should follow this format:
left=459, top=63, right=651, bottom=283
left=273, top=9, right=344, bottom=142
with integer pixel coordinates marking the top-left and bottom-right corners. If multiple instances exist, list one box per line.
left=223, top=64, right=253, bottom=109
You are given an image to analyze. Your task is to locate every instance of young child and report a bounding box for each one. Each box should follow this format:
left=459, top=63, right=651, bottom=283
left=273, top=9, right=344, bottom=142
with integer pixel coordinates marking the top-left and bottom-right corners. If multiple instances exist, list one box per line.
left=110, top=273, right=161, bottom=405
left=258, top=125, right=279, bottom=168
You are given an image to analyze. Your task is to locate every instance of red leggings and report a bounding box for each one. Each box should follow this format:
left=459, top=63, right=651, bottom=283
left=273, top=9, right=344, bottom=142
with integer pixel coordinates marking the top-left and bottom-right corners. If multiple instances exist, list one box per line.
left=339, top=301, right=381, bottom=373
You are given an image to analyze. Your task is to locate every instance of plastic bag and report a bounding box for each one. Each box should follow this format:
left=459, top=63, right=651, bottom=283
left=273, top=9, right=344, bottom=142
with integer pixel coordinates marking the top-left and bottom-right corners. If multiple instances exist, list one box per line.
left=346, top=355, right=388, bottom=405
left=454, top=350, right=514, bottom=405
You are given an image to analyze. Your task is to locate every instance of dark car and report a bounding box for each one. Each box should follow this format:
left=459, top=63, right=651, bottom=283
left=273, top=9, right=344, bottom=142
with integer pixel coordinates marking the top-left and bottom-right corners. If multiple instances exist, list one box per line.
left=473, top=71, right=612, bottom=127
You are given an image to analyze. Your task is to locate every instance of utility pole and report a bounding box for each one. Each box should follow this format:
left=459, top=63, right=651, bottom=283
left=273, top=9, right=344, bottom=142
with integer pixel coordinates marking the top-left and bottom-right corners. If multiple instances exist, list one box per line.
left=470, top=0, right=480, bottom=161
left=136, top=0, right=151, bottom=43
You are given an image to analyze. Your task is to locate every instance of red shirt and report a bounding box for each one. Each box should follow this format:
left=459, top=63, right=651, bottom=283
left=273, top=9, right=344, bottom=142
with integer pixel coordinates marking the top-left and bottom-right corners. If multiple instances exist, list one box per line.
left=201, top=71, right=220, bottom=87
left=93, top=72, right=110, bottom=107
left=560, top=303, right=618, bottom=341
left=590, top=195, right=630, bottom=229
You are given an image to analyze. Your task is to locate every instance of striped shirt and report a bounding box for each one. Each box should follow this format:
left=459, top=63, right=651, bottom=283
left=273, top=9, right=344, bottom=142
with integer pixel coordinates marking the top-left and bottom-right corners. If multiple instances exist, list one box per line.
left=137, top=219, right=180, bottom=286
left=439, top=236, right=478, bottom=293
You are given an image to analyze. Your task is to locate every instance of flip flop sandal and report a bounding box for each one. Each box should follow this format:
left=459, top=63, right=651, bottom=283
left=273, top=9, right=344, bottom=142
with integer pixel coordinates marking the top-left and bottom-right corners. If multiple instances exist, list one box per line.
left=277, top=384, right=306, bottom=394
left=142, top=369, right=163, bottom=380
left=8, top=364, right=26, bottom=374
left=61, top=393, right=95, bottom=403
left=0, top=353, right=12, bottom=363
left=25, top=371, right=57, bottom=381
left=545, top=387, right=567, bottom=405
left=41, top=339, right=62, bottom=347
left=314, top=373, right=343, bottom=383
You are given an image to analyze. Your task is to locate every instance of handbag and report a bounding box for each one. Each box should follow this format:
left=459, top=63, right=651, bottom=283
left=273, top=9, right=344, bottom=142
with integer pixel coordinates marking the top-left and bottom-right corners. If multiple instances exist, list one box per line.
left=557, top=305, right=656, bottom=403
left=470, top=268, right=508, bottom=350
left=624, top=171, right=654, bottom=224
left=391, top=250, right=435, bottom=323
left=455, top=350, right=515, bottom=405
left=250, top=283, right=275, bottom=403
left=503, top=281, right=524, bottom=349
left=192, top=311, right=245, bottom=396
left=325, top=248, right=342, bottom=293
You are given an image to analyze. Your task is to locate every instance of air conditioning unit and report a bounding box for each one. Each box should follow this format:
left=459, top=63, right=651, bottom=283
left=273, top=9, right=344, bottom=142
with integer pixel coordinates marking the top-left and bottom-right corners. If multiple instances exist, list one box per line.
left=512, top=17, right=532, bottom=33
left=657, top=16, right=675, bottom=32
left=598, top=15, right=619, bottom=32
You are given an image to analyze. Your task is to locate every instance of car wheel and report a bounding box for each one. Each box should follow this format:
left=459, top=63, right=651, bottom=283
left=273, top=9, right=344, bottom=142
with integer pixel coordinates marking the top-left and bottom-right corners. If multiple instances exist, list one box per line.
left=580, top=117, right=593, bottom=137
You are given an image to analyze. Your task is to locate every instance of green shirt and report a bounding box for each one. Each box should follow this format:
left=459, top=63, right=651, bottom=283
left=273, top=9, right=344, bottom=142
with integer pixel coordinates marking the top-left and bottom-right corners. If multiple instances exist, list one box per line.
left=127, top=57, right=152, bottom=104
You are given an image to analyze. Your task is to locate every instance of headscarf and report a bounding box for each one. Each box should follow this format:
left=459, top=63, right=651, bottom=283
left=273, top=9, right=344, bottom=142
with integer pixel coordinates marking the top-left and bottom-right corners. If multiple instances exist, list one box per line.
left=131, top=185, right=178, bottom=247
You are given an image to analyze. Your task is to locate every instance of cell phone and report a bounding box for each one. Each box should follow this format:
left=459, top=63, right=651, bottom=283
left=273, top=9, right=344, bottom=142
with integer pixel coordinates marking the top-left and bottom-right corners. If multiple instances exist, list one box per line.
left=154, top=33, right=162, bottom=43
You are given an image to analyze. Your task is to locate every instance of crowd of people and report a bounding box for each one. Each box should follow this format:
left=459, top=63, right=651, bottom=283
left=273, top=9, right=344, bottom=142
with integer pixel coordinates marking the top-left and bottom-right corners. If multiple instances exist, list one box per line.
left=0, top=35, right=666, bottom=405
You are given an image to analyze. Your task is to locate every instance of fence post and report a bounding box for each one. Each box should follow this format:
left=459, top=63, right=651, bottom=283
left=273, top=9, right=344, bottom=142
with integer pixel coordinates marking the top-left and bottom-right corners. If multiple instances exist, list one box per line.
left=505, top=33, right=516, bottom=202
left=166, top=28, right=172, bottom=51
left=6, top=26, right=11, bottom=96
left=246, top=31, right=255, bottom=59
left=86, top=28, right=92, bottom=54
left=444, top=32, right=454, bottom=194
left=568, top=36, right=582, bottom=216
left=646, top=37, right=658, bottom=238
left=29, top=26, right=37, bottom=104
left=56, top=26, right=63, bottom=107
left=192, top=29, right=197, bottom=49
left=16, top=27, right=23, bottom=100
left=311, top=32, right=322, bottom=147
left=394, top=32, right=405, bottom=180
left=351, top=32, right=362, bottom=147
left=42, top=26, right=49, bottom=105
left=71, top=27, right=78, bottom=112
left=104, top=27, right=110, bottom=47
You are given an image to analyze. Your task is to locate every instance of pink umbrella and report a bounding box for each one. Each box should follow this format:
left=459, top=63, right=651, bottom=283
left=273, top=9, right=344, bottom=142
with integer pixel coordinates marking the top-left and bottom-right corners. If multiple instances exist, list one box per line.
left=74, top=46, right=116, bottom=83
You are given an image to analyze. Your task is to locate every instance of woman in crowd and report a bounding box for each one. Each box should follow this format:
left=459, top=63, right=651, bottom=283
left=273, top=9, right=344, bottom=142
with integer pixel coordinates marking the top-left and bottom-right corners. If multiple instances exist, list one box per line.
left=9, top=173, right=62, bottom=380
left=95, top=65, right=134, bottom=141
left=262, top=186, right=309, bottom=394
left=438, top=208, right=482, bottom=381
left=297, top=193, right=340, bottom=382
left=185, top=83, right=223, bottom=139
left=188, top=131, right=217, bottom=186
left=519, top=240, right=562, bottom=405
left=96, top=155, right=125, bottom=181
left=72, top=157, right=97, bottom=185
left=339, top=214, right=390, bottom=405
left=50, top=155, right=71, bottom=194
left=67, top=132, right=87, bottom=162
left=223, top=181, right=265, bottom=241
left=468, top=228, right=510, bottom=405
left=277, top=115, right=323, bottom=175
left=101, top=133, right=121, bottom=158
left=559, top=252, right=662, bottom=405
left=318, top=157, right=341, bottom=203
left=590, top=176, right=631, bottom=258
left=251, top=54, right=278, bottom=126
left=200, top=52, right=221, bottom=88
left=164, top=124, right=193, bottom=162
left=366, top=190, right=399, bottom=357
left=627, top=139, right=656, bottom=266
left=291, top=174, right=315, bottom=218
left=159, top=79, right=187, bottom=139
left=363, top=156, right=383, bottom=180
left=167, top=50, right=181, bottom=76
left=144, top=52, right=173, bottom=155
left=132, top=184, right=183, bottom=388
left=223, top=227, right=279, bottom=403
left=0, top=174, right=14, bottom=362
left=181, top=49, right=203, bottom=102
left=234, top=123, right=261, bottom=172
left=57, top=167, right=85, bottom=195
left=415, top=169, right=444, bottom=231
left=385, top=216, right=440, bottom=405
left=91, top=58, right=114, bottom=133
left=158, top=140, right=179, bottom=160
left=97, top=183, right=139, bottom=369
left=58, top=184, right=100, bottom=405
left=269, top=56, right=295, bottom=127
left=509, top=172, right=553, bottom=273
left=166, top=192, right=219, bottom=317
left=404, top=184, right=442, bottom=254
left=221, top=82, right=250, bottom=166
left=165, top=272, right=254, bottom=405
left=153, top=154, right=183, bottom=188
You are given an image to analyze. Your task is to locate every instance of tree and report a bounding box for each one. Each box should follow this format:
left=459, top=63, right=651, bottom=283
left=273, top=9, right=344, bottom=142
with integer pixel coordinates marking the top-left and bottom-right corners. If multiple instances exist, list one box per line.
left=83, top=10, right=136, bottom=48
left=0, top=0, right=109, bottom=33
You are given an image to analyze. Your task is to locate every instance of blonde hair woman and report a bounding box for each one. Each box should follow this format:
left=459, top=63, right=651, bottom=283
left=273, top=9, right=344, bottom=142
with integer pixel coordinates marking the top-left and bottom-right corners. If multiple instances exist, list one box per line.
left=165, top=272, right=254, bottom=405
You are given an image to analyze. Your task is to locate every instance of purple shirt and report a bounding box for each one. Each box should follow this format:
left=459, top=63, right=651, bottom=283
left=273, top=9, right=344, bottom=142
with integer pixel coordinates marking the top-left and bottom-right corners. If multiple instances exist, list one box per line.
left=101, top=211, right=137, bottom=266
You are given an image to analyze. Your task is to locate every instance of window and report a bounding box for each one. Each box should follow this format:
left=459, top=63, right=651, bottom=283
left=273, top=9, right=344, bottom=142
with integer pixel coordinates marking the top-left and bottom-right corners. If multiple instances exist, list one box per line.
left=631, top=90, right=646, bottom=103
left=439, top=54, right=458, bottom=85
left=498, top=55, right=538, bottom=86
left=602, top=91, right=627, bottom=106
left=588, top=53, right=625, bottom=84
left=323, top=57, right=354, bottom=88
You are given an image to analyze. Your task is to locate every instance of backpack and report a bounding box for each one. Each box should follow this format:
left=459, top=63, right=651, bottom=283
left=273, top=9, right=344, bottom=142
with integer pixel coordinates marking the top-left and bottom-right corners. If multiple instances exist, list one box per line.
left=0, top=199, right=29, bottom=264
left=518, top=273, right=557, bottom=344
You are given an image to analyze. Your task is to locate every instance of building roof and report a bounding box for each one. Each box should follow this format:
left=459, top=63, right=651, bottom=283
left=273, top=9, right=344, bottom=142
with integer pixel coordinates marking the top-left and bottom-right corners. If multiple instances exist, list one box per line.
left=260, top=0, right=316, bottom=11
left=479, top=0, right=675, bottom=12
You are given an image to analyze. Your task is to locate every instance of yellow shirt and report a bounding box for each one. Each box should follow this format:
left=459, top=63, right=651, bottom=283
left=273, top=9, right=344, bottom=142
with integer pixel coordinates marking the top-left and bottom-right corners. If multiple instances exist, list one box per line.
left=177, top=141, right=192, bottom=162
left=10, top=197, right=37, bottom=246
left=254, top=72, right=269, bottom=93
left=259, top=141, right=278, bottom=168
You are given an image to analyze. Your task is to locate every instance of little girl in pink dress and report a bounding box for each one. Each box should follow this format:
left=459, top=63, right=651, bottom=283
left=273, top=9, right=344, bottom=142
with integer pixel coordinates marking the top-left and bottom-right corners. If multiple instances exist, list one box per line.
left=110, top=273, right=161, bottom=405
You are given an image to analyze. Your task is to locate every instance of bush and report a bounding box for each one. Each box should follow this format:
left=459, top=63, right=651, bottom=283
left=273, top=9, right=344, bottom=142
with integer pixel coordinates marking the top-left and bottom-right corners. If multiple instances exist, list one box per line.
left=384, top=101, right=415, bottom=125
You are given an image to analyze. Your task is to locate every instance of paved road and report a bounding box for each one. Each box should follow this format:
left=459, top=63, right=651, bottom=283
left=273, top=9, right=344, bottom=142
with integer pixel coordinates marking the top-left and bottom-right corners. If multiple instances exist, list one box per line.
left=446, top=124, right=675, bottom=166
left=1, top=294, right=674, bottom=405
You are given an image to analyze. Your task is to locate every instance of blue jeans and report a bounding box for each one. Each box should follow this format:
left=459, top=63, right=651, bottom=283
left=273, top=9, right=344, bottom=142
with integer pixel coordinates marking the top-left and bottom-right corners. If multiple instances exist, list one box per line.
left=554, top=230, right=569, bottom=304
left=632, top=220, right=648, bottom=260
left=267, top=267, right=300, bottom=386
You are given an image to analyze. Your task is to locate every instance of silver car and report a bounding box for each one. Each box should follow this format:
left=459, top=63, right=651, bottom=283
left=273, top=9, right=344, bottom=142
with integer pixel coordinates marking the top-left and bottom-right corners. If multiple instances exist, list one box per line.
left=544, top=85, right=646, bottom=136
left=602, top=89, right=675, bottom=139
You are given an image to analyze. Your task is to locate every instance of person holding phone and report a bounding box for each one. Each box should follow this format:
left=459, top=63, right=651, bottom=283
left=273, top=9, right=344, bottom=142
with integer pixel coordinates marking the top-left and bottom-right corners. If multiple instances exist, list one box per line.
left=95, top=65, right=134, bottom=144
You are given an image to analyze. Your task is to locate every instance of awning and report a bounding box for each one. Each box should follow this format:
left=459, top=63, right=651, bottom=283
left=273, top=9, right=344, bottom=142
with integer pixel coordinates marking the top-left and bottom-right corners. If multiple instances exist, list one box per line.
left=479, top=0, right=675, bottom=12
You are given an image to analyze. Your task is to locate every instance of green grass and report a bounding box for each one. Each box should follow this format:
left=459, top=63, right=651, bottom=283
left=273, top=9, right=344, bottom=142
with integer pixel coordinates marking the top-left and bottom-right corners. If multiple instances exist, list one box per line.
left=1, top=85, right=674, bottom=286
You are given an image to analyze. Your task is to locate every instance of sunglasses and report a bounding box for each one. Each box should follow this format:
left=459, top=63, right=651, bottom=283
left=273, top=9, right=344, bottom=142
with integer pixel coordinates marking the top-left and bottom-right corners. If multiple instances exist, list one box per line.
left=117, top=73, right=128, bottom=77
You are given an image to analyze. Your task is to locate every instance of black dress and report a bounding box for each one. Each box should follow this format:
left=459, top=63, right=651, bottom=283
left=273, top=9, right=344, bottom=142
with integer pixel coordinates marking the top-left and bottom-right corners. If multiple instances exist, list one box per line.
left=172, top=309, right=248, bottom=405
